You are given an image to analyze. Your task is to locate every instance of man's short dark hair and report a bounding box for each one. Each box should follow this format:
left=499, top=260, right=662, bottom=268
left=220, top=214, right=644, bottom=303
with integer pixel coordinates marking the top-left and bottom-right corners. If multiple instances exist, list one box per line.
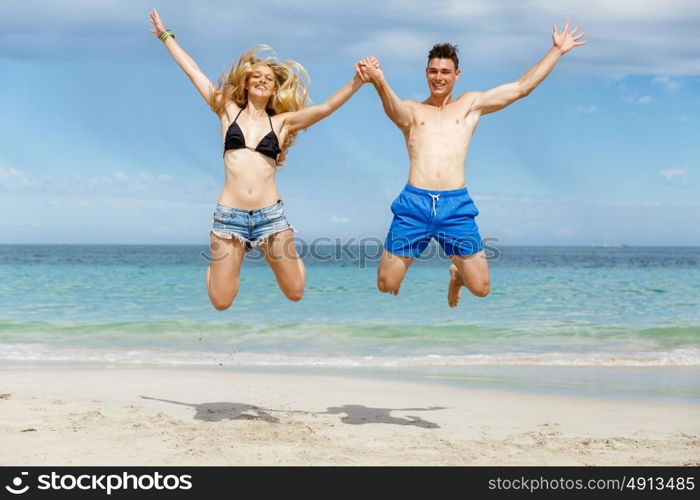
left=427, top=43, right=459, bottom=70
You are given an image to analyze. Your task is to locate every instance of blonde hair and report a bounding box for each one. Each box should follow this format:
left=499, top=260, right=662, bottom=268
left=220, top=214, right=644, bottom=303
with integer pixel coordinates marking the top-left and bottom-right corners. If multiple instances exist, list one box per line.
left=209, top=45, right=311, bottom=165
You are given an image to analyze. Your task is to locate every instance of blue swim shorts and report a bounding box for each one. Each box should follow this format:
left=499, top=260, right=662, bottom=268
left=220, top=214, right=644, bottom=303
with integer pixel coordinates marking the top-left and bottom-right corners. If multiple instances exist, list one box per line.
left=211, top=199, right=293, bottom=250
left=384, top=184, right=483, bottom=258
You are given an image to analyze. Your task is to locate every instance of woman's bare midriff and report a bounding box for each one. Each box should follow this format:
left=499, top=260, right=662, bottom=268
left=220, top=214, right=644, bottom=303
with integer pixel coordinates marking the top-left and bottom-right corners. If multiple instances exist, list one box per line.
left=217, top=149, right=282, bottom=209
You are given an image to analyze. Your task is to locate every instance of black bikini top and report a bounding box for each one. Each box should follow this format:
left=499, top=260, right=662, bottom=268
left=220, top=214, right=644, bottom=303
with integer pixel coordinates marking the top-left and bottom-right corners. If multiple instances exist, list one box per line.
left=224, top=108, right=281, bottom=163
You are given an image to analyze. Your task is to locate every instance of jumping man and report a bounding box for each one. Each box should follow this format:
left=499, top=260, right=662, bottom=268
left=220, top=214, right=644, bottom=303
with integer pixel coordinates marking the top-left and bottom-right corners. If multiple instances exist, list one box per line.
left=359, top=21, right=586, bottom=307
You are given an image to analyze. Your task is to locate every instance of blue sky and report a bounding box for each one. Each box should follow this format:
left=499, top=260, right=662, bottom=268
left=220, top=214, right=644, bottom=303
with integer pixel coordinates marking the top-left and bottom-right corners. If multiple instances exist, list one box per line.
left=1, top=0, right=698, bottom=245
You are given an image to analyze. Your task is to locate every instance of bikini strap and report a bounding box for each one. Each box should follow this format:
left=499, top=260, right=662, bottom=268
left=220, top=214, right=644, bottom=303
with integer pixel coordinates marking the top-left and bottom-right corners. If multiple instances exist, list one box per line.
left=233, top=108, right=244, bottom=123
left=267, top=113, right=274, bottom=133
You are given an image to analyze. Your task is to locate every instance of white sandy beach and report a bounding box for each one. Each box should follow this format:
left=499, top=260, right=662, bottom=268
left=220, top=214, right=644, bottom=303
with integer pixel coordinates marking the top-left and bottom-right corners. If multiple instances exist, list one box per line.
left=1, top=367, right=698, bottom=466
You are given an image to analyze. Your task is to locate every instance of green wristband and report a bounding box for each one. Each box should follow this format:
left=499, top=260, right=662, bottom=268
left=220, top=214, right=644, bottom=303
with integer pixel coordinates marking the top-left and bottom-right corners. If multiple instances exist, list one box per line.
left=159, top=30, right=174, bottom=42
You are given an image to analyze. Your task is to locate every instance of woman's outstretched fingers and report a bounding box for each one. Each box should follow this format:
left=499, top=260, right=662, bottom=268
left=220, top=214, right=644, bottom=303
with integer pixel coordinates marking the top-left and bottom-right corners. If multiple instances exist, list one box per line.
left=150, top=8, right=165, bottom=33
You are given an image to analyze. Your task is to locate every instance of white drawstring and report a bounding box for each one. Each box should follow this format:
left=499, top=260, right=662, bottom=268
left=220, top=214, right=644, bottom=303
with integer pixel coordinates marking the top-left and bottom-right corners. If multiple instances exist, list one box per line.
left=429, top=193, right=440, bottom=216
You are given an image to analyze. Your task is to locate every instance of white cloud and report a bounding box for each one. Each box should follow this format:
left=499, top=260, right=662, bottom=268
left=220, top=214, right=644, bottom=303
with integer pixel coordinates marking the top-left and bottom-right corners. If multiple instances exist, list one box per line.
left=575, top=105, right=598, bottom=113
left=652, top=75, right=681, bottom=92
left=0, top=165, right=204, bottom=197
left=330, top=215, right=350, bottom=223
left=48, top=199, right=94, bottom=207
left=1, top=0, right=698, bottom=78
left=659, top=168, right=688, bottom=185
left=525, top=0, right=697, bottom=21
left=621, top=92, right=655, bottom=105
left=659, top=168, right=686, bottom=180
left=343, top=30, right=434, bottom=61
left=0, top=166, right=54, bottom=191
left=0, top=167, right=21, bottom=179
left=557, top=227, right=575, bottom=237
left=475, top=193, right=673, bottom=208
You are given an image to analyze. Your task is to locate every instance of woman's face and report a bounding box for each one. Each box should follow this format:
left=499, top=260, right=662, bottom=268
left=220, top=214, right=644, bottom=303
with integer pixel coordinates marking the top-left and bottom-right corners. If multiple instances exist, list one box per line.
left=246, top=64, right=276, bottom=100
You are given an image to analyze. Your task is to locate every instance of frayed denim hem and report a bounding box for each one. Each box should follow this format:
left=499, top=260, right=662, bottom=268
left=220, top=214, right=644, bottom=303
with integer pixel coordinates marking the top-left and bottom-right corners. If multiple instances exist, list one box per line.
left=210, top=229, right=250, bottom=244
left=210, top=226, right=294, bottom=251
left=250, top=225, right=295, bottom=247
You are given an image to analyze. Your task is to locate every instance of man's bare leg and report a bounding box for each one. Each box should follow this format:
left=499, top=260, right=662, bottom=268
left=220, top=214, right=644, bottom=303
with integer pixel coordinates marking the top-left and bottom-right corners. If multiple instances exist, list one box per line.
left=448, top=250, right=490, bottom=307
left=377, top=250, right=414, bottom=295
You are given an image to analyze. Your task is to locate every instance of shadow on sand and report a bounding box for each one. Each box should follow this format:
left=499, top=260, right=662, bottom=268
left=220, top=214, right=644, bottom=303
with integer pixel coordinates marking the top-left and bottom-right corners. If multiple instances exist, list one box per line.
left=139, top=396, right=279, bottom=423
left=140, top=396, right=445, bottom=428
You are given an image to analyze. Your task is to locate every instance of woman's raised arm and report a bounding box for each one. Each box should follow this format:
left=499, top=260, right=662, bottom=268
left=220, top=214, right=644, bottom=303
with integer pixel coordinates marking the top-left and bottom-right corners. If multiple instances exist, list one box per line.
left=149, top=8, right=216, bottom=108
left=281, top=62, right=366, bottom=133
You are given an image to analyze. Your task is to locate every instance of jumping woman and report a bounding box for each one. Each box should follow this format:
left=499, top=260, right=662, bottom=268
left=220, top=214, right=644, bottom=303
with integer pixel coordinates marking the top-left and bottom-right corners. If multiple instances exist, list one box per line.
left=149, top=9, right=366, bottom=310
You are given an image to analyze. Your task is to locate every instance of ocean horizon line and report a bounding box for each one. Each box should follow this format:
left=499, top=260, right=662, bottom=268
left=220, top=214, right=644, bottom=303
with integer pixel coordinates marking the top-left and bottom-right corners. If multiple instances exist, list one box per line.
left=2, top=243, right=699, bottom=248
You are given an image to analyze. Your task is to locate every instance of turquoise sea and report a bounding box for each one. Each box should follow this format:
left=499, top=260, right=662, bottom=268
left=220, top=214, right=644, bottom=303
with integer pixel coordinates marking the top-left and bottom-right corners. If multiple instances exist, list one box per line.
left=1, top=244, right=699, bottom=402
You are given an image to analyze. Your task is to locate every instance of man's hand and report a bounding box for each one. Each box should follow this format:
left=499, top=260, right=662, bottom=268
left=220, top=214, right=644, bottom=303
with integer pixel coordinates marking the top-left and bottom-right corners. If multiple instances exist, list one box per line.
left=553, top=20, right=586, bottom=55
left=358, top=56, right=384, bottom=84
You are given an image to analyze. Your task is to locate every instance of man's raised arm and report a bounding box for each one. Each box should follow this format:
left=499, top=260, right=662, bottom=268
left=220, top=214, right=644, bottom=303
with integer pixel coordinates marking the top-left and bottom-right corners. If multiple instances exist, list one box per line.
left=472, top=20, right=586, bottom=115
left=360, top=56, right=413, bottom=131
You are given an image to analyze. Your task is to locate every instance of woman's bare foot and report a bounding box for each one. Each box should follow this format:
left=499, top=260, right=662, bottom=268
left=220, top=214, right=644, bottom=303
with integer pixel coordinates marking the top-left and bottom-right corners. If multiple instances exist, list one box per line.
left=447, top=264, right=463, bottom=308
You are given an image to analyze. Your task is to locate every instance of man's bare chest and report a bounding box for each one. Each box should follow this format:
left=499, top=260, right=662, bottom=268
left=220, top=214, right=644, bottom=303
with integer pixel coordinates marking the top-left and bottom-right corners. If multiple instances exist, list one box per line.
left=411, top=103, right=478, bottom=139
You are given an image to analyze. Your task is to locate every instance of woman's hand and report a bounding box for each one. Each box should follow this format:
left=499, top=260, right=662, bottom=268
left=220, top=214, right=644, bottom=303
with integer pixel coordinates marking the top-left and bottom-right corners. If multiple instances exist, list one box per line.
left=354, top=62, right=367, bottom=83
left=149, top=8, right=167, bottom=39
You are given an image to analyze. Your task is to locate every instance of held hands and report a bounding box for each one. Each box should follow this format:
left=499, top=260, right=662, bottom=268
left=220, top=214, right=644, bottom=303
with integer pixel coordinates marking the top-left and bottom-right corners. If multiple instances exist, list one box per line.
left=552, top=20, right=586, bottom=55
left=356, top=56, right=383, bottom=84
left=354, top=61, right=366, bottom=84
left=149, top=8, right=167, bottom=39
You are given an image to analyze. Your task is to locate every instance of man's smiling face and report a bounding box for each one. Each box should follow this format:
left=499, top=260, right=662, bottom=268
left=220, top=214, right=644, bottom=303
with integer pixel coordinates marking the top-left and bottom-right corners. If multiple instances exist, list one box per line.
left=426, top=58, right=460, bottom=97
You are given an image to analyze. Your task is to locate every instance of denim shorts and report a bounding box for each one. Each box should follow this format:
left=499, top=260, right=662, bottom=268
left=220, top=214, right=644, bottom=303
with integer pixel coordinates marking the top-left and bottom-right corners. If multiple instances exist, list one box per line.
left=210, top=199, right=293, bottom=250
left=384, top=184, right=483, bottom=258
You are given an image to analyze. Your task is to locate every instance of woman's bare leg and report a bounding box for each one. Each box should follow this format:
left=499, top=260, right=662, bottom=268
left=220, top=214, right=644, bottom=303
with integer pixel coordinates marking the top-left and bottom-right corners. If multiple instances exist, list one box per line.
left=205, top=233, right=246, bottom=310
left=259, top=229, right=305, bottom=301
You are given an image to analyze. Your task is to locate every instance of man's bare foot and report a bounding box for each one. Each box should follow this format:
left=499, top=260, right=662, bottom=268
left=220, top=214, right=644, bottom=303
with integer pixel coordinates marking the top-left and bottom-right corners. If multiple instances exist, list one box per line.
left=448, top=264, right=463, bottom=308
left=377, top=279, right=400, bottom=295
